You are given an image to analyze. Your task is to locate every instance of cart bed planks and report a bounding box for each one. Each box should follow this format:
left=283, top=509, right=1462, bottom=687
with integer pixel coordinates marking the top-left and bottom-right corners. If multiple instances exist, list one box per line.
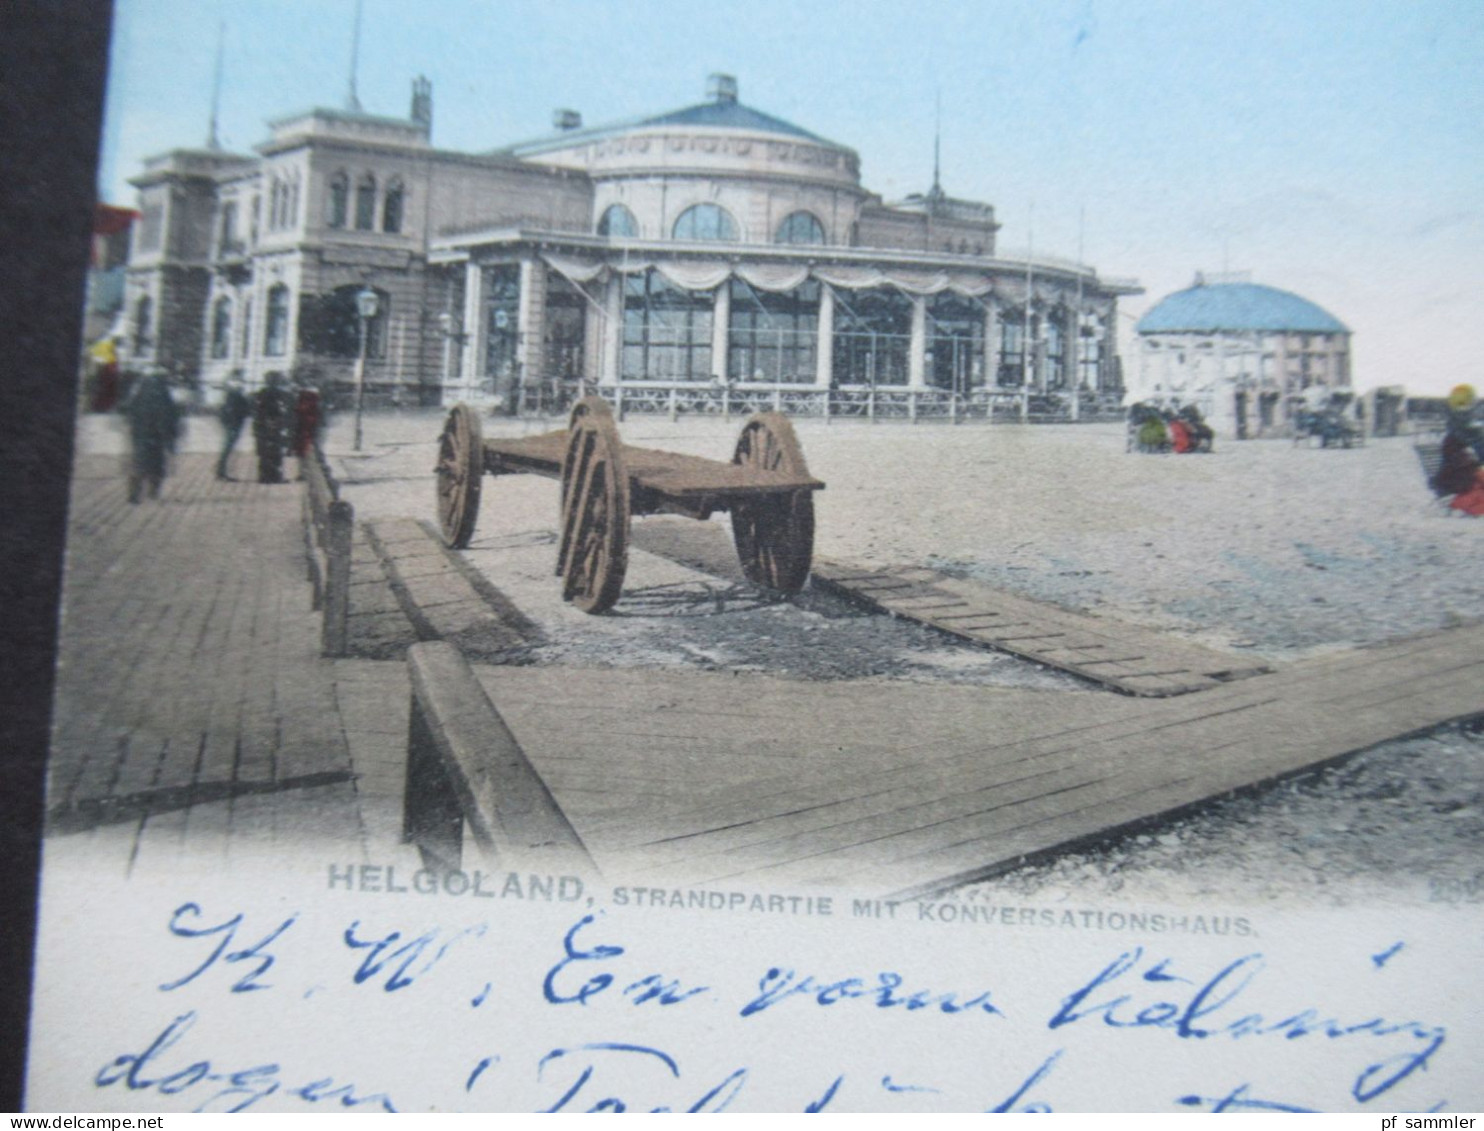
left=435, top=398, right=824, bottom=612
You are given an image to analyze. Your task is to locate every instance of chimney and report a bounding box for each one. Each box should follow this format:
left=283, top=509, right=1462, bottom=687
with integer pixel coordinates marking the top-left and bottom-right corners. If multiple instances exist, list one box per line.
left=552, top=108, right=582, bottom=131
left=411, top=75, right=433, bottom=133
left=707, top=73, right=738, bottom=104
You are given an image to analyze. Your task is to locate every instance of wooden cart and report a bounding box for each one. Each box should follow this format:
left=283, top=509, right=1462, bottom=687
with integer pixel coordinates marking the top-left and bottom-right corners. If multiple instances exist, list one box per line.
left=435, top=397, right=825, bottom=614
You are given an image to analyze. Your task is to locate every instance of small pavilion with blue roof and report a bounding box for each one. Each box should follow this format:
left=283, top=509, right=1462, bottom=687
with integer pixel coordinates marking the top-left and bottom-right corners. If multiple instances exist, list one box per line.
left=1132, top=275, right=1353, bottom=440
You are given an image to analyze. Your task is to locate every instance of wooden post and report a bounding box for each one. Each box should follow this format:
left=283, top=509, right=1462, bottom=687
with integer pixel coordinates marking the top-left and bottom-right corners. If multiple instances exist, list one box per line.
left=403, top=641, right=596, bottom=876
left=403, top=695, right=465, bottom=873
left=322, top=499, right=353, bottom=657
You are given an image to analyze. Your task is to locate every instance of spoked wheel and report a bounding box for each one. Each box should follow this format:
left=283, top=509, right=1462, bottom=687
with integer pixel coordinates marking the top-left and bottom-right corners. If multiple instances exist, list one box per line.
left=730, top=412, right=815, bottom=595
left=435, top=403, right=484, bottom=548
left=557, top=397, right=630, bottom=614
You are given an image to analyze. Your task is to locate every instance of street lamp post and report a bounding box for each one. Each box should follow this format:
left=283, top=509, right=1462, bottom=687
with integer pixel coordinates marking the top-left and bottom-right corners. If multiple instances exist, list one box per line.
left=353, top=285, right=379, bottom=452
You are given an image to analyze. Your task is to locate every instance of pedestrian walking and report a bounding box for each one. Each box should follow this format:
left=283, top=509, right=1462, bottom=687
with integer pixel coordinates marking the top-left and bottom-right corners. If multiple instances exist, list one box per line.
left=119, top=368, right=181, bottom=503
left=252, top=371, right=293, bottom=484
left=290, top=382, right=323, bottom=480
left=216, top=375, right=252, bottom=480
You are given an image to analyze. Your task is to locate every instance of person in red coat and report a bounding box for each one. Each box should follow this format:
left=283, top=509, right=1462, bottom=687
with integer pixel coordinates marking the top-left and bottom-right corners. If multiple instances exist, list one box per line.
left=291, top=383, right=323, bottom=479
left=1434, top=384, right=1484, bottom=516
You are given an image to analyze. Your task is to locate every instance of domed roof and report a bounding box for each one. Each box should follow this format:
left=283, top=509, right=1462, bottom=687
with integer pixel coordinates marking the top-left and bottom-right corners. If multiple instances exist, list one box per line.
left=1137, top=282, right=1348, bottom=335
left=633, top=99, right=834, bottom=145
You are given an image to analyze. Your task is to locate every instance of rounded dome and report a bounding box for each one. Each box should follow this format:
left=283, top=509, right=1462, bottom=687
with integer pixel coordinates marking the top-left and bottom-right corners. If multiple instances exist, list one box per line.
left=1137, top=282, right=1348, bottom=335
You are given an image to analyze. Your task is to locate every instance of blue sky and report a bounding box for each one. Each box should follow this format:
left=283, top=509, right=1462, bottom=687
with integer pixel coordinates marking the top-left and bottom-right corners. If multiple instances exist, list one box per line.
left=98, top=0, right=1484, bottom=393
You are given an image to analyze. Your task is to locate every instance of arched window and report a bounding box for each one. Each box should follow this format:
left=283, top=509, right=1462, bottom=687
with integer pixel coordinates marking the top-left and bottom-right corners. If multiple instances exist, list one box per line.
left=355, top=174, right=377, bottom=231
left=218, top=201, right=238, bottom=252
left=672, top=203, right=737, bottom=242
left=264, top=284, right=291, bottom=356
left=240, top=297, right=253, bottom=357
left=287, top=172, right=300, bottom=227
left=382, top=178, right=404, bottom=234
left=597, top=204, right=638, bottom=238
left=133, top=295, right=153, bottom=353
left=774, top=211, right=825, bottom=245
left=210, top=297, right=233, bottom=359
left=327, top=172, right=349, bottom=228
left=270, top=177, right=286, bottom=230
left=299, top=286, right=390, bottom=359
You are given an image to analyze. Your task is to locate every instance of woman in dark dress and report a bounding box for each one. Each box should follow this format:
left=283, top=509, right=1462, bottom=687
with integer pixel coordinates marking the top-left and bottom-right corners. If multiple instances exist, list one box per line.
left=252, top=372, right=293, bottom=484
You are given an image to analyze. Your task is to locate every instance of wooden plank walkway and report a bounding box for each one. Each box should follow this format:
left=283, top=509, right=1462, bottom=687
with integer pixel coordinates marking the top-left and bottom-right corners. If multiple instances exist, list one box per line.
left=459, top=621, right=1484, bottom=897
left=47, top=454, right=371, bottom=862
left=363, top=517, right=539, bottom=660
left=812, top=559, right=1271, bottom=696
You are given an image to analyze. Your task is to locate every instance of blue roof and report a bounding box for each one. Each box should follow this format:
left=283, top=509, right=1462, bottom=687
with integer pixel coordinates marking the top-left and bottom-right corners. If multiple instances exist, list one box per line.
left=503, top=99, right=849, bottom=157
left=637, top=100, right=830, bottom=143
left=1137, top=283, right=1348, bottom=335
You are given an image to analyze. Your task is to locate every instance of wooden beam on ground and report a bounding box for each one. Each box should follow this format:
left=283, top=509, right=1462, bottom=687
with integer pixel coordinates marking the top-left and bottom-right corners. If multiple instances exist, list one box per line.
left=404, top=641, right=596, bottom=879
left=812, top=558, right=1271, bottom=696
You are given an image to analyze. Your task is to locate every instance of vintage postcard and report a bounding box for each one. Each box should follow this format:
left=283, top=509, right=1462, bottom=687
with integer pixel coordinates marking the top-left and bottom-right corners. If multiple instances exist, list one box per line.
left=20, top=0, right=1484, bottom=1113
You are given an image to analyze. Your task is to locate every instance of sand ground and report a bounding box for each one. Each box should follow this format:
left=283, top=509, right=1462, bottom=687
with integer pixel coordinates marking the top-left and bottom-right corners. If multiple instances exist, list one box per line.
left=74, top=406, right=1484, bottom=907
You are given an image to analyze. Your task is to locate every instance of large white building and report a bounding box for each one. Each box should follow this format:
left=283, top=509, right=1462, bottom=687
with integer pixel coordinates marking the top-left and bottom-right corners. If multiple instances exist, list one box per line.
left=121, top=74, right=1139, bottom=420
left=1133, top=276, right=1353, bottom=439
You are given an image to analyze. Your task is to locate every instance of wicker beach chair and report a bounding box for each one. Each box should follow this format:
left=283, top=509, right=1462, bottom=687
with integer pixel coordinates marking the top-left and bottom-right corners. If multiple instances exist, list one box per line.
left=1414, top=433, right=1456, bottom=511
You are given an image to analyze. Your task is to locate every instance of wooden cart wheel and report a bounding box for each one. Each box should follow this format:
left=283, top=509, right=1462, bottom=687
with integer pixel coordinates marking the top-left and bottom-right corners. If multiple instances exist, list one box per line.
left=730, top=412, right=815, bottom=594
left=556, top=396, right=630, bottom=614
left=435, top=403, right=484, bottom=548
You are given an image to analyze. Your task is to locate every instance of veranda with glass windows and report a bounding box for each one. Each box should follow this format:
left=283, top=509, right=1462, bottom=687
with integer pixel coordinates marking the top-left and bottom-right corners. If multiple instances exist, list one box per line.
left=436, top=248, right=1125, bottom=421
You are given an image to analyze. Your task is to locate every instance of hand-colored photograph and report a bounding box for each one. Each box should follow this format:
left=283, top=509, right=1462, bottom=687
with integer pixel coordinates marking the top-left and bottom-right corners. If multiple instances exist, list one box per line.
left=21, top=0, right=1484, bottom=1113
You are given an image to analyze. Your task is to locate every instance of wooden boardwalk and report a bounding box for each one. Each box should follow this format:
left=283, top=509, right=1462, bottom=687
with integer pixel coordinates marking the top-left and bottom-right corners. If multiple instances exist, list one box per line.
left=462, top=621, right=1484, bottom=897
left=47, top=454, right=408, bottom=866
left=48, top=452, right=1484, bottom=898
left=363, top=517, right=538, bottom=660
left=812, top=559, right=1271, bottom=696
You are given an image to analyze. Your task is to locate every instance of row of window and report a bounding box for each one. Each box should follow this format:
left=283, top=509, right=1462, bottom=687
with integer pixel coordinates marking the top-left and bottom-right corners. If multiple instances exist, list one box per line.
left=615, top=270, right=1101, bottom=389
left=204, top=285, right=392, bottom=360
left=327, top=172, right=405, bottom=233
left=598, top=203, right=826, bottom=245
left=268, top=171, right=301, bottom=232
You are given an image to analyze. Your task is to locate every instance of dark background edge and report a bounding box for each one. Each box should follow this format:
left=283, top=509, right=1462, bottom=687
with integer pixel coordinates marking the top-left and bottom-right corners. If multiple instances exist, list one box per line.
left=0, top=0, right=115, bottom=1112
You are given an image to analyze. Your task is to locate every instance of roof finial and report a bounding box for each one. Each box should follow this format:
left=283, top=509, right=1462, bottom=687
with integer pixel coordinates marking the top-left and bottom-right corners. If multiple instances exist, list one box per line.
left=206, top=18, right=225, bottom=150
left=346, top=0, right=364, bottom=112
left=928, top=87, right=945, bottom=204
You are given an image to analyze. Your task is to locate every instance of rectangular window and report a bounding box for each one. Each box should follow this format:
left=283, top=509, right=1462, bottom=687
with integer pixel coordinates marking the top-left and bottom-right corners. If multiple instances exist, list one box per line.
left=997, top=315, right=1027, bottom=386
left=727, top=279, right=818, bottom=384
left=831, top=288, right=911, bottom=387
left=621, top=270, right=713, bottom=382
left=925, top=293, right=985, bottom=393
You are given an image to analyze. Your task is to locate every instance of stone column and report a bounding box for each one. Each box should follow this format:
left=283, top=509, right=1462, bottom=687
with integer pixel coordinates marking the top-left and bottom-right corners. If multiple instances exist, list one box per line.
left=1065, top=305, right=1081, bottom=420
left=710, top=280, right=730, bottom=383
left=517, top=258, right=548, bottom=411
left=460, top=260, right=484, bottom=403
left=983, top=298, right=1000, bottom=390
left=908, top=294, right=928, bottom=389
left=600, top=275, right=623, bottom=387
left=1099, top=304, right=1118, bottom=395
left=814, top=285, right=835, bottom=390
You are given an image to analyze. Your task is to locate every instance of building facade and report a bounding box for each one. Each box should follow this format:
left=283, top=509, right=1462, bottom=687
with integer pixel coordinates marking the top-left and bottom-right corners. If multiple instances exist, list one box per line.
left=121, top=75, right=1138, bottom=420
left=1133, top=276, right=1354, bottom=439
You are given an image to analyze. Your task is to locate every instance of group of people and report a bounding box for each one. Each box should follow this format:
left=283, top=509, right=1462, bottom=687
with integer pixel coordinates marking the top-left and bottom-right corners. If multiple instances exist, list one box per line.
left=1127, top=402, right=1215, bottom=454
left=1433, top=383, right=1484, bottom=516
left=118, top=369, right=324, bottom=502
left=217, top=371, right=324, bottom=484
left=1294, top=387, right=1363, bottom=448
left=216, top=372, right=323, bottom=483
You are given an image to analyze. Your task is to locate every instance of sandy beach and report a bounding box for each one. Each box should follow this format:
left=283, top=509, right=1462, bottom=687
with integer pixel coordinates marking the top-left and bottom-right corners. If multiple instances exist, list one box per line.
left=74, top=406, right=1484, bottom=907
